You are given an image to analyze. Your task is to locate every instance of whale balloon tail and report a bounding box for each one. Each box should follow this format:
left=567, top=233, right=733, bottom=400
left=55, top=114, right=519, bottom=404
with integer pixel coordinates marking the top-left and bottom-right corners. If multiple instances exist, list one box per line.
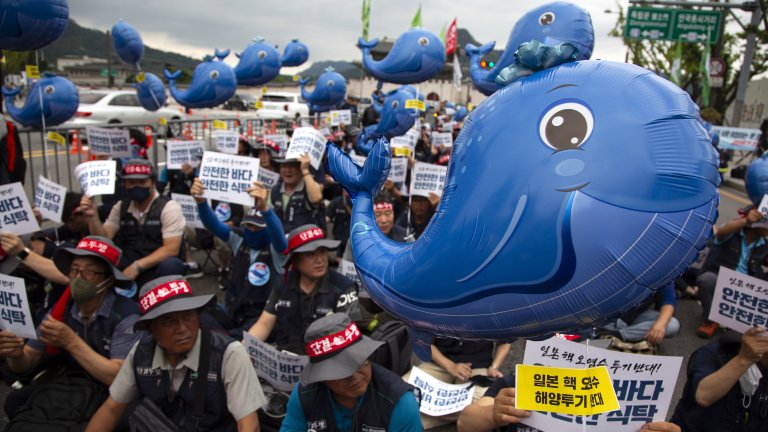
left=465, top=41, right=495, bottom=58
left=2, top=86, right=22, bottom=98
left=163, top=69, right=182, bottom=82
left=327, top=138, right=390, bottom=201
left=298, top=77, right=310, bottom=86
left=357, top=37, right=379, bottom=50
left=214, top=48, right=230, bottom=60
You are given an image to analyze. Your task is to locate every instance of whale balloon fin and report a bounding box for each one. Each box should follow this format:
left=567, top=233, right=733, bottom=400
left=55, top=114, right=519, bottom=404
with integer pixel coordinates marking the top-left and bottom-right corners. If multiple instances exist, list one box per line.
left=2, top=86, right=22, bottom=98
left=357, top=37, right=379, bottom=50
left=214, top=48, right=230, bottom=60
left=465, top=41, right=495, bottom=58
left=327, top=138, right=390, bottom=200
left=408, top=327, right=434, bottom=361
left=298, top=77, right=310, bottom=86
left=163, top=69, right=182, bottom=81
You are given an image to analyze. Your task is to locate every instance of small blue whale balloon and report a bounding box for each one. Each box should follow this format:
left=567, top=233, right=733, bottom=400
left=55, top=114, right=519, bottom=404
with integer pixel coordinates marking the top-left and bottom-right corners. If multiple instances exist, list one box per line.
left=3, top=73, right=78, bottom=128
left=745, top=154, right=768, bottom=207
left=358, top=28, right=446, bottom=84
left=135, top=72, right=167, bottom=111
left=0, top=0, right=68, bottom=51
left=328, top=56, right=719, bottom=360
left=111, top=20, right=144, bottom=67
left=281, top=39, right=309, bottom=67
left=453, top=106, right=469, bottom=122
left=234, top=37, right=281, bottom=86
left=466, top=1, right=594, bottom=96
left=357, top=85, right=423, bottom=155
left=300, top=67, right=347, bottom=113
left=165, top=49, right=236, bottom=109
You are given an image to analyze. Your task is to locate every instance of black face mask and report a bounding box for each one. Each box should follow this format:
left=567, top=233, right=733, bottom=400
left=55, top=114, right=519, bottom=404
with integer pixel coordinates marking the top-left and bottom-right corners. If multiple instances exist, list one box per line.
left=127, top=186, right=151, bottom=202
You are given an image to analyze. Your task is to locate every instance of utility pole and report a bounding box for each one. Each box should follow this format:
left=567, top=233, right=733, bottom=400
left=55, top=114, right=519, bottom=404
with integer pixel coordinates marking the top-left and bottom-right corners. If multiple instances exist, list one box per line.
left=106, top=30, right=114, bottom=88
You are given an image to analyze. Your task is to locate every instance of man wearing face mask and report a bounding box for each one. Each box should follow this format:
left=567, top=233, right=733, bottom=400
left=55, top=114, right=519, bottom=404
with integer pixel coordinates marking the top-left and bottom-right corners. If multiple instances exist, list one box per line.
left=190, top=178, right=288, bottom=336
left=0, top=236, right=141, bottom=420
left=80, top=159, right=186, bottom=290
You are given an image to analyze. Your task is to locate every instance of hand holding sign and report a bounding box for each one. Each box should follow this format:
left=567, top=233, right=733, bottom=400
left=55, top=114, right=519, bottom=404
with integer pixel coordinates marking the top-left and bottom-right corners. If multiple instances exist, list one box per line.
left=190, top=178, right=206, bottom=203
left=0, top=329, right=25, bottom=358
left=493, top=388, right=531, bottom=427
left=38, top=315, right=78, bottom=349
left=738, top=327, right=768, bottom=364
left=247, top=182, right=269, bottom=211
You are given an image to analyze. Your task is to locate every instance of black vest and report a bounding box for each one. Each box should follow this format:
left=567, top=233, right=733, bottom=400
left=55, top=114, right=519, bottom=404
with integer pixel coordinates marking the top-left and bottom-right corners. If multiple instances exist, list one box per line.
left=433, top=337, right=494, bottom=368
left=226, top=232, right=277, bottom=326
left=114, top=196, right=170, bottom=263
left=298, top=363, right=417, bottom=432
left=704, top=232, right=768, bottom=279
left=133, top=330, right=235, bottom=432
left=62, top=294, right=139, bottom=372
left=165, top=169, right=194, bottom=195
left=270, top=182, right=325, bottom=233
left=270, top=271, right=356, bottom=353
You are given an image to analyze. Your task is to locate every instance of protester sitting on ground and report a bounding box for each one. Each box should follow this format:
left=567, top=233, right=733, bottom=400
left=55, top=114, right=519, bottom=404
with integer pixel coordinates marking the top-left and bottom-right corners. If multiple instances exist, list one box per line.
left=0, top=236, right=141, bottom=420
left=395, top=192, right=440, bottom=240
left=403, top=338, right=511, bottom=429
left=270, top=153, right=325, bottom=233
left=694, top=206, right=768, bottom=338
left=85, top=275, right=265, bottom=432
left=671, top=327, right=768, bottom=431
left=254, top=139, right=280, bottom=172
left=80, top=159, right=187, bottom=290
left=247, top=224, right=359, bottom=354
left=597, top=282, right=680, bottom=353
left=279, top=313, right=422, bottom=432
left=34, top=191, right=89, bottom=246
left=343, top=196, right=408, bottom=263
left=458, top=373, right=682, bottom=432
left=191, top=178, right=287, bottom=336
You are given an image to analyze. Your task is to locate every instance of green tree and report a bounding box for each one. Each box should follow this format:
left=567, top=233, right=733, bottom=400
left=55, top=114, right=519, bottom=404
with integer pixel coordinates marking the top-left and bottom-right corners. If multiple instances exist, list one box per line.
left=1, top=51, right=50, bottom=75
left=610, top=0, right=768, bottom=120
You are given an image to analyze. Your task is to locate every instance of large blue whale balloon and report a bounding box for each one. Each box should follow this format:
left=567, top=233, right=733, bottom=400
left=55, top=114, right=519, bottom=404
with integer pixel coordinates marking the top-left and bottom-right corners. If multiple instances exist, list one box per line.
left=165, top=49, right=236, bottom=109
left=328, top=58, right=719, bottom=360
left=135, top=72, right=167, bottom=111
left=281, top=39, right=309, bottom=67
left=3, top=73, right=78, bottom=128
left=358, top=28, right=446, bottom=84
left=466, top=1, right=594, bottom=96
left=0, top=0, right=68, bottom=51
left=111, top=20, right=144, bottom=67
left=300, top=67, right=347, bottom=113
left=234, top=37, right=281, bottom=86
left=357, top=85, right=423, bottom=155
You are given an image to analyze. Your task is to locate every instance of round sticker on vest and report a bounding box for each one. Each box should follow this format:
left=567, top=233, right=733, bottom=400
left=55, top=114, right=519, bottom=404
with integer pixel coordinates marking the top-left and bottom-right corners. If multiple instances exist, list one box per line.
left=248, top=262, right=271, bottom=286
left=215, top=203, right=232, bottom=222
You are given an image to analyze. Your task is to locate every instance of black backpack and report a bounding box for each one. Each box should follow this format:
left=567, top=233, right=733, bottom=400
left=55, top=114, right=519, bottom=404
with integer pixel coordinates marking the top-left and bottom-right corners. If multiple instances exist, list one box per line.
left=368, top=320, right=413, bottom=376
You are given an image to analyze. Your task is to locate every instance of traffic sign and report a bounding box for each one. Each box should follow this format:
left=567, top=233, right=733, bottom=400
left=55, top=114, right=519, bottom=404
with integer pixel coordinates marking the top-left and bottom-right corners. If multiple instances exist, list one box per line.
left=625, top=7, right=722, bottom=44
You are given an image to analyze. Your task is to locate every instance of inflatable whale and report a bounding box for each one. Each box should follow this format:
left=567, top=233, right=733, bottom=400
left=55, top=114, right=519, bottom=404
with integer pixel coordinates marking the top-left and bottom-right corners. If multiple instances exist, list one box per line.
left=0, top=0, right=68, bottom=51
left=358, top=28, right=446, bottom=84
left=111, top=20, right=144, bottom=67
left=466, top=1, right=594, bottom=96
left=281, top=39, right=309, bottom=67
left=3, top=73, right=78, bottom=128
left=300, top=67, right=347, bottom=113
left=357, top=85, right=423, bottom=155
left=135, top=72, right=167, bottom=111
left=234, top=37, right=281, bottom=86
left=328, top=55, right=719, bottom=360
left=165, top=49, right=236, bottom=109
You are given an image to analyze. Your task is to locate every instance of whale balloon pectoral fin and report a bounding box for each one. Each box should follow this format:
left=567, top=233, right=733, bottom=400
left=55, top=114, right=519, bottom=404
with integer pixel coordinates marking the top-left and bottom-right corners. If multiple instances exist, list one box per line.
left=163, top=69, right=181, bottom=81
left=408, top=327, right=433, bottom=362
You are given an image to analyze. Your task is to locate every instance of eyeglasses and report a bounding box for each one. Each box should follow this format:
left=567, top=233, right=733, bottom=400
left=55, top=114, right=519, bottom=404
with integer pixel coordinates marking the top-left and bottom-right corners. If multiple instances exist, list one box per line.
left=68, top=268, right=107, bottom=280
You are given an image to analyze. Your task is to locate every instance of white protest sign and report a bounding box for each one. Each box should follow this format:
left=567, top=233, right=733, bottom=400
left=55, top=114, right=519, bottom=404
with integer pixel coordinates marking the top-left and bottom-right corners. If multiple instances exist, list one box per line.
left=286, top=127, right=326, bottom=169
left=258, top=168, right=281, bottom=190
left=213, top=130, right=239, bottom=155
left=0, top=274, right=37, bottom=339
left=85, top=126, right=131, bottom=158
left=440, top=121, right=456, bottom=132
left=329, top=109, right=352, bottom=126
left=74, top=160, right=116, bottom=197
left=242, top=332, right=309, bottom=392
left=339, top=259, right=361, bottom=286
left=521, top=337, right=682, bottom=432
left=166, top=139, right=205, bottom=169
left=710, top=266, right=768, bottom=332
left=0, top=183, right=40, bottom=235
left=263, top=134, right=289, bottom=155
left=407, top=366, right=474, bottom=416
left=431, top=131, right=453, bottom=148
left=199, top=151, right=260, bottom=207
left=317, top=127, right=331, bottom=138
left=171, top=194, right=204, bottom=229
left=759, top=194, right=768, bottom=218
left=34, top=176, right=67, bottom=223
left=410, top=162, right=448, bottom=198
left=391, top=129, right=418, bottom=157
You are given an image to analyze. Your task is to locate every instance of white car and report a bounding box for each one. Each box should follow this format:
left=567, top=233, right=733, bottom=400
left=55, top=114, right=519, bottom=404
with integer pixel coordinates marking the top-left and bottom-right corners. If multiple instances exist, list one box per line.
left=61, top=89, right=186, bottom=128
left=260, top=92, right=309, bottom=119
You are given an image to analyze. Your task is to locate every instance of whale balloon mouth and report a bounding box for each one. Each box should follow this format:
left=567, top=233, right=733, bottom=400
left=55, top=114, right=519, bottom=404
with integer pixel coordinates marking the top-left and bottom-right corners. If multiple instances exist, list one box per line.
left=557, top=181, right=589, bottom=192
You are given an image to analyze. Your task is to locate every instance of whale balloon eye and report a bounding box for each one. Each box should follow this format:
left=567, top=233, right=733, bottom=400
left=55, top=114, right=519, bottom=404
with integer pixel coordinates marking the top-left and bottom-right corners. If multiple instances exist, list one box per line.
left=539, top=12, right=556, bottom=25
left=210, top=70, right=220, bottom=79
left=391, top=100, right=399, bottom=109
left=326, top=80, right=334, bottom=87
left=297, top=47, right=304, bottom=52
left=44, top=85, right=55, bottom=95
left=258, top=50, right=267, bottom=59
left=539, top=102, right=593, bottom=151
left=418, top=37, right=429, bottom=46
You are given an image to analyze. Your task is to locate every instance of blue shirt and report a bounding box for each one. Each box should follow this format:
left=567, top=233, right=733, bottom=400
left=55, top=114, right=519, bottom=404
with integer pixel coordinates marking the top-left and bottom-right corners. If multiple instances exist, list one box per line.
left=715, top=231, right=766, bottom=274
left=280, top=383, right=422, bottom=432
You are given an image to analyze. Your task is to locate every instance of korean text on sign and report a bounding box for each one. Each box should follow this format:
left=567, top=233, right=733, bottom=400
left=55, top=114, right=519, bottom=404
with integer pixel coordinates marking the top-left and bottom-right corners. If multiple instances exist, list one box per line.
left=166, top=139, right=205, bottom=169
left=516, top=364, right=620, bottom=416
left=0, top=274, right=37, bottom=340
left=0, top=182, right=41, bottom=235
left=407, top=366, right=474, bottom=416
left=85, top=126, right=131, bottom=158
left=171, top=194, right=205, bottom=229
left=199, top=151, right=261, bottom=207
left=242, top=332, right=309, bottom=392
left=213, top=130, right=239, bottom=155
left=286, top=127, right=326, bottom=169
left=75, top=160, right=116, bottom=197
left=410, top=162, right=448, bottom=198
left=34, top=176, right=67, bottom=224
left=710, top=266, right=768, bottom=333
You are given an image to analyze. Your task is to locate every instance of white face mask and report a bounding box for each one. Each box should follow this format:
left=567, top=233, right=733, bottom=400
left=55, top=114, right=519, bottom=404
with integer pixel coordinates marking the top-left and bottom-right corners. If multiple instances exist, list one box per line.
left=740, top=364, right=763, bottom=399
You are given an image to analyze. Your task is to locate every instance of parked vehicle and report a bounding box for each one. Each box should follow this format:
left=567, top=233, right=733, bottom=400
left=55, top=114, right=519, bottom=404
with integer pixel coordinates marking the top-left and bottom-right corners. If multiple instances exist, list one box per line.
left=61, top=90, right=186, bottom=128
left=222, top=93, right=258, bottom=111
left=260, top=92, right=309, bottom=119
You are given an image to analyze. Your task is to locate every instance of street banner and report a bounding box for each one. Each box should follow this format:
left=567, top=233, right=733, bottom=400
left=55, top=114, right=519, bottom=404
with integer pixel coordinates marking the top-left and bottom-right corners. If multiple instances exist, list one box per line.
left=286, top=127, right=326, bottom=169
left=710, top=266, right=768, bottom=333
left=0, top=183, right=40, bottom=235
left=34, top=176, right=67, bottom=223
left=407, top=366, right=474, bottom=416
left=213, top=130, right=239, bottom=155
left=85, top=126, right=132, bottom=158
left=74, top=160, right=116, bottom=197
left=242, top=332, right=309, bottom=392
left=166, top=139, right=205, bottom=169
left=521, top=337, right=682, bottom=432
left=410, top=162, right=447, bottom=198
left=0, top=274, right=37, bottom=340
left=712, top=126, right=762, bottom=152
left=171, top=194, right=205, bottom=229
left=199, top=151, right=260, bottom=207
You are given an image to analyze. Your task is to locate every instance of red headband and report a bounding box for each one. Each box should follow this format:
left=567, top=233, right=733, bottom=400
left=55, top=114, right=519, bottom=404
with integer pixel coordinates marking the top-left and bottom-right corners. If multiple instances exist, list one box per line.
left=124, top=164, right=152, bottom=175
left=76, top=239, right=120, bottom=265
left=139, top=279, right=193, bottom=314
left=306, top=322, right=362, bottom=358
left=373, top=202, right=393, bottom=212
left=285, top=227, right=325, bottom=254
